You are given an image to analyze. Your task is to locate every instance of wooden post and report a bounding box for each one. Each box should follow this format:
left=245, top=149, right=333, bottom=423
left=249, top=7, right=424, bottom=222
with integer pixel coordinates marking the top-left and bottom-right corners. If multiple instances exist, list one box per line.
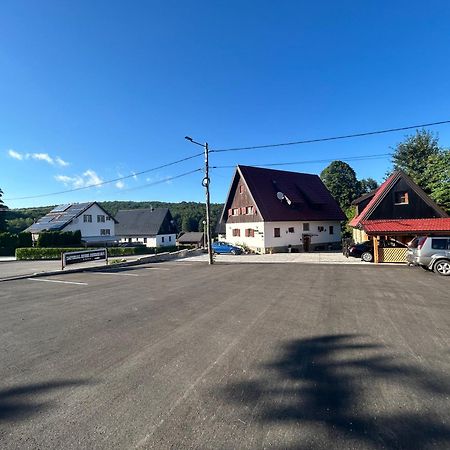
left=373, top=236, right=379, bottom=264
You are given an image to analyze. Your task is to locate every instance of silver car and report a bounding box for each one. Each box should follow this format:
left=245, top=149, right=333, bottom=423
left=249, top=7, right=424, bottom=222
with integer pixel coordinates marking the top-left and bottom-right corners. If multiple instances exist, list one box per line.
left=407, top=236, right=450, bottom=276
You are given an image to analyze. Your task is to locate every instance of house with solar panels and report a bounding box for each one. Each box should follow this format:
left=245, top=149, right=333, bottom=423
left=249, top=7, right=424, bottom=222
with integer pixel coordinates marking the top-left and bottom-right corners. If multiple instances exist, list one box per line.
left=219, top=165, right=346, bottom=253
left=25, top=202, right=118, bottom=245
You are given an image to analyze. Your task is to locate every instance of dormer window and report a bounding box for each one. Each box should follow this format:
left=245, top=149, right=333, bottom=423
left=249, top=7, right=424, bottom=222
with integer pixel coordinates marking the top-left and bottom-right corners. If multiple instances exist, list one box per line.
left=394, top=191, right=409, bottom=205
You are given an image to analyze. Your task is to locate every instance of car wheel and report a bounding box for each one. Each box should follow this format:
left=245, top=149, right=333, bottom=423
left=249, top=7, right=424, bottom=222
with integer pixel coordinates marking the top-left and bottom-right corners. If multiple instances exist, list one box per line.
left=231, top=249, right=236, bottom=255
left=361, top=251, right=373, bottom=263
left=433, top=259, right=450, bottom=276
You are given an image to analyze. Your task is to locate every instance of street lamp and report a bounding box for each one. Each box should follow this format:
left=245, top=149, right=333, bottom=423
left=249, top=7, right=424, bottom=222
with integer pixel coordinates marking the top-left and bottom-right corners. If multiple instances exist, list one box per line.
left=185, top=136, right=214, bottom=265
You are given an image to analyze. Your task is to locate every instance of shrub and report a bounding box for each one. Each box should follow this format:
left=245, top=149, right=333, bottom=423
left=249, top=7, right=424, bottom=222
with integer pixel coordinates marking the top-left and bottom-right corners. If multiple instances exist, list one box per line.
left=0, top=231, right=32, bottom=256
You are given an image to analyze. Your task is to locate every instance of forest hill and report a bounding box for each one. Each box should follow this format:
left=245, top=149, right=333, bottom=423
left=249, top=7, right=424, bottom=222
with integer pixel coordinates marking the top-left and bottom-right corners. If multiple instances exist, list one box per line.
left=4, top=201, right=225, bottom=236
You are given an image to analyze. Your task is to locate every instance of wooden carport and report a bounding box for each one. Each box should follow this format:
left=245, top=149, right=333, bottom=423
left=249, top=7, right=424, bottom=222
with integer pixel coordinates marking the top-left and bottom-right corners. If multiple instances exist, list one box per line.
left=360, top=218, right=450, bottom=263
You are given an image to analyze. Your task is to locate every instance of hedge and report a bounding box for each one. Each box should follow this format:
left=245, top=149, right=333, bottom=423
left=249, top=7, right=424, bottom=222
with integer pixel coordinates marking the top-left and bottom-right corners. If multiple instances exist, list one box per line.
left=0, top=232, right=32, bottom=256
left=16, top=245, right=192, bottom=260
left=16, top=247, right=86, bottom=260
left=37, top=230, right=82, bottom=247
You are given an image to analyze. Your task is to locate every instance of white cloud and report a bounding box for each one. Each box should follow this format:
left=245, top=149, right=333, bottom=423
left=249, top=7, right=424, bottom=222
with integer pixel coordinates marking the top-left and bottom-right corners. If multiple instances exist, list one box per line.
left=8, top=149, right=24, bottom=160
left=55, top=157, right=69, bottom=167
left=115, top=180, right=125, bottom=189
left=54, top=169, right=103, bottom=189
left=7, top=149, right=70, bottom=166
left=31, top=153, right=54, bottom=164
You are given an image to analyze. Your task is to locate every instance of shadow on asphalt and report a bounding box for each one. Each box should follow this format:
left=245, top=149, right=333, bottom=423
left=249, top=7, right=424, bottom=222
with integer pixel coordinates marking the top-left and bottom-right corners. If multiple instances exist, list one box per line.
left=219, top=334, right=450, bottom=449
left=0, top=379, right=93, bottom=423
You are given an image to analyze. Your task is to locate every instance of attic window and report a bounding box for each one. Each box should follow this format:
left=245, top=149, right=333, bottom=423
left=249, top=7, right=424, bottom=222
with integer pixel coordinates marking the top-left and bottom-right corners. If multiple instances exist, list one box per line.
left=239, top=185, right=244, bottom=194
left=394, top=191, right=409, bottom=205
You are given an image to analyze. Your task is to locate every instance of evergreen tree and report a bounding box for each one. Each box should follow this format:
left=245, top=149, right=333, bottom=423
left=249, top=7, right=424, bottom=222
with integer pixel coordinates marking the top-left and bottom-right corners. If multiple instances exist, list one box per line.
left=0, top=188, right=8, bottom=232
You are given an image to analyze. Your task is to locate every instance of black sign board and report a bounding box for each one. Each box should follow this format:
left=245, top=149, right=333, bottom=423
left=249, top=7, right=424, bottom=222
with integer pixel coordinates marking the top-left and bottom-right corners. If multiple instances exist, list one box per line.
left=62, top=248, right=108, bottom=268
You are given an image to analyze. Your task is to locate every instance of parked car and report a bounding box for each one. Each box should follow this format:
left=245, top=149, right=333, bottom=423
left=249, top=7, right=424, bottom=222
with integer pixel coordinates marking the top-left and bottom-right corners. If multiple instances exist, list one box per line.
left=118, top=242, right=145, bottom=248
left=212, top=241, right=243, bottom=255
left=348, top=239, right=407, bottom=262
left=407, top=236, right=450, bottom=276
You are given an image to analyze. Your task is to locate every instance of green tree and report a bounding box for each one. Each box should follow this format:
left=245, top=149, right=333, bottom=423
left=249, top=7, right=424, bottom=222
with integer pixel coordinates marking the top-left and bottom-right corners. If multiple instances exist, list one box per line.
left=423, top=150, right=450, bottom=213
left=320, top=161, right=361, bottom=210
left=390, top=129, right=440, bottom=191
left=358, top=178, right=378, bottom=194
left=0, top=188, right=8, bottom=232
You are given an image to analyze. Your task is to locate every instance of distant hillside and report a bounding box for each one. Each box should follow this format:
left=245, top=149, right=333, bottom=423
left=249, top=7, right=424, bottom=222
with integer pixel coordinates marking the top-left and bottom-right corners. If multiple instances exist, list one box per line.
left=5, top=201, right=225, bottom=235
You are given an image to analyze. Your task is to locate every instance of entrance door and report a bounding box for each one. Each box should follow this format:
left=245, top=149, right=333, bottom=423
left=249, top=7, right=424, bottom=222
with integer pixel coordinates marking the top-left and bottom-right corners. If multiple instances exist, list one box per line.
left=303, top=235, right=311, bottom=252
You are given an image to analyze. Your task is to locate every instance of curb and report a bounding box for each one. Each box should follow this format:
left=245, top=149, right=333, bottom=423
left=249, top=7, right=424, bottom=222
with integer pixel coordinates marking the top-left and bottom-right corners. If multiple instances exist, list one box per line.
left=0, top=248, right=206, bottom=283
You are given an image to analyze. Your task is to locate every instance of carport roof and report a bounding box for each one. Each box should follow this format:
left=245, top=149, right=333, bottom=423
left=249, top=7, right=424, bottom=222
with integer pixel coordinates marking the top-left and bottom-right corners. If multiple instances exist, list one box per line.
left=361, top=218, right=450, bottom=234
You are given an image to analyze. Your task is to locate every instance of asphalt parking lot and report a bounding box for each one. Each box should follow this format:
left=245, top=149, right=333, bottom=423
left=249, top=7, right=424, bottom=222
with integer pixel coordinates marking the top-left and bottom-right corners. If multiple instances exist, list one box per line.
left=0, top=261, right=449, bottom=449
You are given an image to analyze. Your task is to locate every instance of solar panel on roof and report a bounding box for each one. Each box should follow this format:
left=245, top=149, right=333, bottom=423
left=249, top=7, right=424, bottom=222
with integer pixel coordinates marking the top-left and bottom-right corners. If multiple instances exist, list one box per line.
left=51, top=204, right=71, bottom=213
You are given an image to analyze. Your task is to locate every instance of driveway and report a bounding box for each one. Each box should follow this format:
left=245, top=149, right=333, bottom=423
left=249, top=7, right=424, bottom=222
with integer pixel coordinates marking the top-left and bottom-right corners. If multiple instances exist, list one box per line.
left=0, top=262, right=448, bottom=449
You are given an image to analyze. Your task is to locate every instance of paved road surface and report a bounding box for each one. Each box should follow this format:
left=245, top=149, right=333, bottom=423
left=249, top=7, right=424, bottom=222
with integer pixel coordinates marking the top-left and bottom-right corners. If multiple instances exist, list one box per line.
left=0, top=262, right=449, bottom=449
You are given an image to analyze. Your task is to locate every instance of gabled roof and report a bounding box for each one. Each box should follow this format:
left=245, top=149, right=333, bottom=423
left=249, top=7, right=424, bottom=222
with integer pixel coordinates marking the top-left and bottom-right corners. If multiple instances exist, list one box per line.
left=177, top=232, right=204, bottom=244
left=349, top=170, right=448, bottom=227
left=361, top=218, right=450, bottom=234
left=25, top=202, right=116, bottom=233
left=115, top=208, right=176, bottom=236
left=221, top=165, right=346, bottom=222
left=351, top=189, right=378, bottom=206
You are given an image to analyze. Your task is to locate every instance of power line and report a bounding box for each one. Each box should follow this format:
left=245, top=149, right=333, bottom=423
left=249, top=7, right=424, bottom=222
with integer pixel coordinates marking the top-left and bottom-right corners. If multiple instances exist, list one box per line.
left=211, top=120, right=450, bottom=152
left=113, top=168, right=202, bottom=194
left=211, top=153, right=393, bottom=169
left=5, top=151, right=204, bottom=201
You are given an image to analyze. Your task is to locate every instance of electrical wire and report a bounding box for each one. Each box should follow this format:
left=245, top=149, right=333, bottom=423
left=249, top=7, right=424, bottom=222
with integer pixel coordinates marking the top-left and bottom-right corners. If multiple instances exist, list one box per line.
left=211, top=120, right=450, bottom=152
left=5, top=151, right=204, bottom=201
left=113, top=168, right=203, bottom=194
left=211, top=153, right=393, bottom=169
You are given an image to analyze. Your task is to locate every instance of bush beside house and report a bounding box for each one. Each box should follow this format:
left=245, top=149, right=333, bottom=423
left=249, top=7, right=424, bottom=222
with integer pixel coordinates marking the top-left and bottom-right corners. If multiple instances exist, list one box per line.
left=0, top=232, right=32, bottom=256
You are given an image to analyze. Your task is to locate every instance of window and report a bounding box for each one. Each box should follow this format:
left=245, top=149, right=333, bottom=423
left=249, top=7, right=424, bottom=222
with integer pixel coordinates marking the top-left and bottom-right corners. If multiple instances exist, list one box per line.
left=162, top=236, right=165, bottom=243
left=303, top=223, right=310, bottom=232
left=246, top=206, right=254, bottom=215
left=431, top=238, right=450, bottom=250
left=83, top=214, right=92, bottom=223
left=274, top=228, right=280, bottom=238
left=288, top=227, right=295, bottom=233
left=106, top=216, right=111, bottom=221
left=169, top=236, right=172, bottom=242
left=144, top=238, right=147, bottom=243
left=97, top=215, right=105, bottom=223
left=128, top=238, right=132, bottom=243
left=245, top=229, right=254, bottom=237
left=232, top=208, right=239, bottom=216
left=232, top=228, right=240, bottom=237
left=100, top=229, right=110, bottom=236
left=394, top=191, right=409, bottom=205
left=329, top=226, right=334, bottom=235
left=239, top=185, right=244, bottom=194
left=318, top=226, right=325, bottom=232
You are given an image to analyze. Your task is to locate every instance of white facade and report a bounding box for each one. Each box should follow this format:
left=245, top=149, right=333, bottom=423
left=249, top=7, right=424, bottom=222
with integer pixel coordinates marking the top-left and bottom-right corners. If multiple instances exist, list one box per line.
left=118, top=233, right=176, bottom=247
left=226, top=220, right=341, bottom=254
left=63, top=203, right=115, bottom=238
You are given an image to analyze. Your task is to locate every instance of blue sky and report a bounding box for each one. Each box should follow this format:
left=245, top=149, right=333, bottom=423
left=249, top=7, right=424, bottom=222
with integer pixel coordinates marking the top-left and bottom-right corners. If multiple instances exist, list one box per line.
left=1, top=1, right=450, bottom=208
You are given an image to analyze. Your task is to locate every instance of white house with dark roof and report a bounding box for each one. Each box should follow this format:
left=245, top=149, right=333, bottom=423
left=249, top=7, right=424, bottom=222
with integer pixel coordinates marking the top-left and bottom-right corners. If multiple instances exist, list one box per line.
left=25, top=202, right=117, bottom=245
left=220, top=165, right=346, bottom=253
left=114, top=208, right=177, bottom=247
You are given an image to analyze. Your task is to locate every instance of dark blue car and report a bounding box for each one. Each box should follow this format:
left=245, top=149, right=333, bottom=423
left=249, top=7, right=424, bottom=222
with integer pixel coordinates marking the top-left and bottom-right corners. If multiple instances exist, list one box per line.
left=212, top=241, right=243, bottom=255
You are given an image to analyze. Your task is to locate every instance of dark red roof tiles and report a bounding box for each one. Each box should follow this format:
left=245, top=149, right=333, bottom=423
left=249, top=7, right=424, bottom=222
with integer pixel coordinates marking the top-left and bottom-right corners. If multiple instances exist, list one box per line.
left=361, top=218, right=450, bottom=233
left=238, top=165, right=346, bottom=222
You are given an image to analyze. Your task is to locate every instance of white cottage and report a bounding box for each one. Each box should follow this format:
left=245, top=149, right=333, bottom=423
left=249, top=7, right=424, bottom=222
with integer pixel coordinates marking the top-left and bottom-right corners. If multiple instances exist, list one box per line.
left=220, top=165, right=346, bottom=253
left=114, top=208, right=177, bottom=247
left=26, top=202, right=117, bottom=245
